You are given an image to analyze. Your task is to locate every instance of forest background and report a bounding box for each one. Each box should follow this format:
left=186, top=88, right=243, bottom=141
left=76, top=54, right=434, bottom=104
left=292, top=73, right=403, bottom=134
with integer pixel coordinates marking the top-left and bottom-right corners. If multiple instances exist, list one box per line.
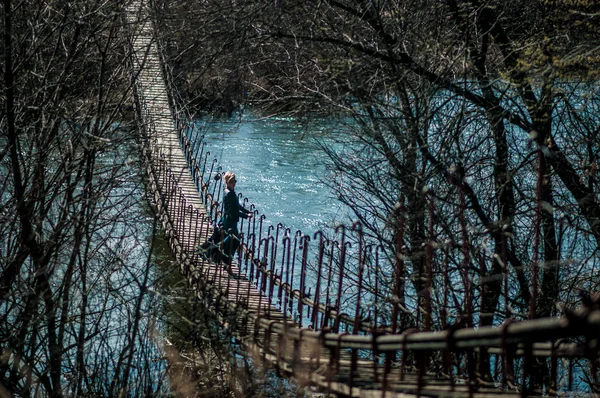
left=1, top=0, right=600, bottom=396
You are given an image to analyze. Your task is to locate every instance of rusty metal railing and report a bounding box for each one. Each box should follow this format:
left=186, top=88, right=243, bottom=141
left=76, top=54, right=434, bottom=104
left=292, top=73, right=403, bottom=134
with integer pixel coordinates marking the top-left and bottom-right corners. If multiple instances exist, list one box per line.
left=130, top=0, right=600, bottom=394
left=141, top=128, right=600, bottom=396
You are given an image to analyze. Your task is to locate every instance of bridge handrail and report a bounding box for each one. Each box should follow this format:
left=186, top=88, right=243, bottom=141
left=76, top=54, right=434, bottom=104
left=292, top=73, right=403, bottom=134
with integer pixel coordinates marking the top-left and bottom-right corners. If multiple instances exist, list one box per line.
left=140, top=34, right=600, bottom=348
left=130, top=4, right=600, bottom=394
left=143, top=18, right=374, bottom=332
left=142, top=0, right=379, bottom=334
left=144, top=151, right=600, bottom=394
left=144, top=120, right=600, bottom=355
left=175, top=123, right=374, bottom=332
left=152, top=135, right=372, bottom=333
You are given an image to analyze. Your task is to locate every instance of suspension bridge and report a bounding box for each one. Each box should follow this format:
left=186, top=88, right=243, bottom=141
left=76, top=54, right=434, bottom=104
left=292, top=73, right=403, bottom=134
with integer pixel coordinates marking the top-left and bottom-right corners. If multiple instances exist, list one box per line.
left=126, top=1, right=600, bottom=396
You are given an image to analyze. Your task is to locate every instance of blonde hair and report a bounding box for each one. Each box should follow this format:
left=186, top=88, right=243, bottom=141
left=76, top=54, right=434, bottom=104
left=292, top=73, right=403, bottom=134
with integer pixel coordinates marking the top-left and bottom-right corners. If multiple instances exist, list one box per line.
left=223, top=171, right=236, bottom=186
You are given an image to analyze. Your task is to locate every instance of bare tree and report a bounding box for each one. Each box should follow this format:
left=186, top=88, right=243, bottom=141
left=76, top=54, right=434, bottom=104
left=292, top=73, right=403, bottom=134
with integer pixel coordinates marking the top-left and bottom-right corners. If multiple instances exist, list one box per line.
left=1, top=0, right=171, bottom=396
left=260, top=0, right=600, bottom=388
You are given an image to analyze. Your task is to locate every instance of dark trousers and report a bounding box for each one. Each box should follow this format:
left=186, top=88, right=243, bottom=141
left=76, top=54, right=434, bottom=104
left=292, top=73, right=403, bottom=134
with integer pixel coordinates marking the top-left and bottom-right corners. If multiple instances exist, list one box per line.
left=197, top=226, right=240, bottom=265
left=222, top=231, right=241, bottom=265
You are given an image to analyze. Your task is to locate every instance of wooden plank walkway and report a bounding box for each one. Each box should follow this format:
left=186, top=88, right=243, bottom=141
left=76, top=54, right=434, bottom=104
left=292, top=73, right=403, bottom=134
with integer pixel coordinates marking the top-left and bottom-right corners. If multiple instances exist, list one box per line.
left=125, top=3, right=405, bottom=396
left=126, top=0, right=283, bottom=315
left=124, top=2, right=591, bottom=397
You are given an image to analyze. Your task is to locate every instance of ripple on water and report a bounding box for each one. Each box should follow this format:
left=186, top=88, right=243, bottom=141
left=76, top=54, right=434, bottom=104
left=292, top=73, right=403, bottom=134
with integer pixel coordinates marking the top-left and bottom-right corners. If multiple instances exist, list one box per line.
left=199, top=115, right=348, bottom=234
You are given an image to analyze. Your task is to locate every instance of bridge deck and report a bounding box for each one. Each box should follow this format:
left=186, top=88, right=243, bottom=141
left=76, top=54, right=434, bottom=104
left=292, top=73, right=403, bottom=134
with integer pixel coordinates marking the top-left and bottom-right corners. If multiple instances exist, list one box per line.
left=126, top=0, right=285, bottom=318
left=127, top=1, right=599, bottom=397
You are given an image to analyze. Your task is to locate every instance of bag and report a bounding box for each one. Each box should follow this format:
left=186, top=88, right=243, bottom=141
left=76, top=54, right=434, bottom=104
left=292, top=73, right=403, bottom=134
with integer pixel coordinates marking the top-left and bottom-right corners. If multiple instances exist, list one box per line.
left=197, top=225, right=225, bottom=263
left=196, top=226, right=241, bottom=265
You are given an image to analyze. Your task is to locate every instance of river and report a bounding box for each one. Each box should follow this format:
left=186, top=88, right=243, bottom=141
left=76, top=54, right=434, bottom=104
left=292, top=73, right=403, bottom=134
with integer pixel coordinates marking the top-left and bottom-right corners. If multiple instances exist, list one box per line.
left=197, top=112, right=350, bottom=235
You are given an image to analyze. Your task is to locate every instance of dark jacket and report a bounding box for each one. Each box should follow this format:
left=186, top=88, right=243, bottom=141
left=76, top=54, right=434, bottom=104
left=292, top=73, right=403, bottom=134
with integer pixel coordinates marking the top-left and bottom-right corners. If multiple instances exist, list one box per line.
left=222, top=189, right=250, bottom=233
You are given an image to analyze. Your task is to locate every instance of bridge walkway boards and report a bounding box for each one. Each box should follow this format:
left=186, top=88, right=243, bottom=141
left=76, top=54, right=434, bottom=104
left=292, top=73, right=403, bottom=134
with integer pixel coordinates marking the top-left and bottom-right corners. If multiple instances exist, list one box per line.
left=126, top=1, right=533, bottom=397
left=126, top=0, right=295, bottom=352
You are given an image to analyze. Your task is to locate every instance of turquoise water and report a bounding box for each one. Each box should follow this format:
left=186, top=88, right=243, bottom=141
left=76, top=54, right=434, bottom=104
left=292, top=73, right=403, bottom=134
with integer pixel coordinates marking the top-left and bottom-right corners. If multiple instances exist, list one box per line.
left=198, top=114, right=349, bottom=235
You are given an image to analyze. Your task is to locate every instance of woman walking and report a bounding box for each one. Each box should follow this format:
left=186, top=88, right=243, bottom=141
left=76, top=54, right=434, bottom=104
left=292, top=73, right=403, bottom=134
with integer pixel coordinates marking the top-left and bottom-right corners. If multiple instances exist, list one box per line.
left=222, top=171, right=252, bottom=235
left=221, top=171, right=252, bottom=264
left=197, top=171, right=252, bottom=265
